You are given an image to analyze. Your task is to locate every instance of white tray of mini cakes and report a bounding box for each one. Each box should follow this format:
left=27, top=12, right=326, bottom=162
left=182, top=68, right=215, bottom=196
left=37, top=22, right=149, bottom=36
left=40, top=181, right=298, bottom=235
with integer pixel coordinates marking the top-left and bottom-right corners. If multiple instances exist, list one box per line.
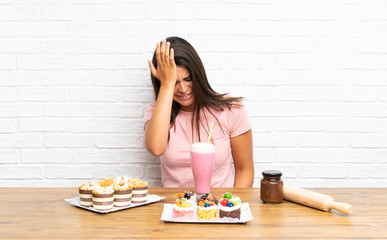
left=65, top=177, right=165, bottom=214
left=160, top=192, right=253, bottom=223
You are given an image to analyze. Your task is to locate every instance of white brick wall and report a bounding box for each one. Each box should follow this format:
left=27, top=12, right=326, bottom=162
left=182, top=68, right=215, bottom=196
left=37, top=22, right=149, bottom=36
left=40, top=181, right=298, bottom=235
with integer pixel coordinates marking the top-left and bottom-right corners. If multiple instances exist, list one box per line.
left=0, top=0, right=386, bottom=188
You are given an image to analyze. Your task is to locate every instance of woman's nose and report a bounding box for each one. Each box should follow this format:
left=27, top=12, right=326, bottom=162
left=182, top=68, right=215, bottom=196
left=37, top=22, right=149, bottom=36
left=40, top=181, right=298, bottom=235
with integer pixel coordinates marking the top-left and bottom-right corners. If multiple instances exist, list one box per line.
left=178, top=81, right=187, bottom=92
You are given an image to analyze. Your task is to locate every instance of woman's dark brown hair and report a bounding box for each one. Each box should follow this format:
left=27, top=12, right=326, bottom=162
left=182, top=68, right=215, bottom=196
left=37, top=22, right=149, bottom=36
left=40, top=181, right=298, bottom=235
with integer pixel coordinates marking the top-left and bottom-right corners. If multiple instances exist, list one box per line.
left=150, top=36, right=243, bottom=142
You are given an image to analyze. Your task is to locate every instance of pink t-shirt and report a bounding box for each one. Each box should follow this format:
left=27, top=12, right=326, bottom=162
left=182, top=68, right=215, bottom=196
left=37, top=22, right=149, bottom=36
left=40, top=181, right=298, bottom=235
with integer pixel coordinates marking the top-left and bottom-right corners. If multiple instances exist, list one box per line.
left=144, top=102, right=251, bottom=188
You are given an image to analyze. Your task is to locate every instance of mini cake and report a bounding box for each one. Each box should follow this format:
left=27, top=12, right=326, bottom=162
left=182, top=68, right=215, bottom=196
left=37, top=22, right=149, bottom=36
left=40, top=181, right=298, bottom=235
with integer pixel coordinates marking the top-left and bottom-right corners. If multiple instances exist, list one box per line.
left=172, top=191, right=196, bottom=218
left=131, top=180, right=148, bottom=203
left=197, top=199, right=218, bottom=220
left=113, top=181, right=133, bottom=207
left=218, top=192, right=241, bottom=219
left=78, top=182, right=95, bottom=207
left=92, top=185, right=114, bottom=211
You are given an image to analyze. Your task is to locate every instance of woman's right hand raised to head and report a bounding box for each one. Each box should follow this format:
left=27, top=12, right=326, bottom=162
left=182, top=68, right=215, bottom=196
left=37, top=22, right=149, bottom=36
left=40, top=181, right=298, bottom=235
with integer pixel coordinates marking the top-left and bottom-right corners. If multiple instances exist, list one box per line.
left=145, top=40, right=177, bottom=156
left=147, top=40, right=177, bottom=87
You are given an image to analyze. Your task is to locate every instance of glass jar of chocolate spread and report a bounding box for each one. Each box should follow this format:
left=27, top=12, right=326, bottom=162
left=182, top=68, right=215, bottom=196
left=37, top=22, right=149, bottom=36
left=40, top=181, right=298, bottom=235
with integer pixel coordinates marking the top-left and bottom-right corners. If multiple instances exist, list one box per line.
left=260, top=170, right=283, bottom=204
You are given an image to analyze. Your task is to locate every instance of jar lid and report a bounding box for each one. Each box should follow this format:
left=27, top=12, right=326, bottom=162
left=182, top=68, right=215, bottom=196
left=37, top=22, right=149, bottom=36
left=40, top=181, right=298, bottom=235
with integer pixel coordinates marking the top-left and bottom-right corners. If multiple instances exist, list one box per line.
left=262, top=170, right=282, bottom=177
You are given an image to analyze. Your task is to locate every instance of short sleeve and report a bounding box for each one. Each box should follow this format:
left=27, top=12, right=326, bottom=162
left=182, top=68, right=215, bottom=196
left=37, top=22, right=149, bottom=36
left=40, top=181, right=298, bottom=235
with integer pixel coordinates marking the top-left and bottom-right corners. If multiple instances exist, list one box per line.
left=143, top=102, right=156, bottom=127
left=227, top=105, right=252, bottom=138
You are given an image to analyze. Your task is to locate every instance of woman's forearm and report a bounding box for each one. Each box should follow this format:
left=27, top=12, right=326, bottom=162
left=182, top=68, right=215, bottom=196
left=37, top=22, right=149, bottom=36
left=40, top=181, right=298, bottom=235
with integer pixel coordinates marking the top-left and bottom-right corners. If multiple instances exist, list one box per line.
left=231, top=130, right=254, bottom=188
left=234, top=168, right=254, bottom=187
left=145, top=84, right=175, bottom=156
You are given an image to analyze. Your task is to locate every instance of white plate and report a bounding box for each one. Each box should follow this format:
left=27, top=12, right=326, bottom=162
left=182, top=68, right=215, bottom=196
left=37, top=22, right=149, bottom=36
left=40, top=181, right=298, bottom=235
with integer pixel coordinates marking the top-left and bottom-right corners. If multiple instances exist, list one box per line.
left=160, top=203, right=253, bottom=223
left=65, top=194, right=165, bottom=214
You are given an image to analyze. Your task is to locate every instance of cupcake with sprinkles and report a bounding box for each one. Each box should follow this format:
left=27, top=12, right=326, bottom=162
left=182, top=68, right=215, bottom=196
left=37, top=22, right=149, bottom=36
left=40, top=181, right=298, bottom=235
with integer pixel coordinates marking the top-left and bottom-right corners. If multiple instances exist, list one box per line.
left=92, top=185, right=114, bottom=211
left=172, top=191, right=195, bottom=218
left=78, top=182, right=95, bottom=207
left=113, top=180, right=133, bottom=207
left=218, top=192, right=241, bottom=219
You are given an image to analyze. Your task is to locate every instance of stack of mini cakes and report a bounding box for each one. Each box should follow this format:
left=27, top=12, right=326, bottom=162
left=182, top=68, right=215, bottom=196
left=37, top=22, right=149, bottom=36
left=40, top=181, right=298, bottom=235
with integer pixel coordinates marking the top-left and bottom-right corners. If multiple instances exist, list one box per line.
left=129, top=178, right=148, bottom=203
left=77, top=176, right=148, bottom=211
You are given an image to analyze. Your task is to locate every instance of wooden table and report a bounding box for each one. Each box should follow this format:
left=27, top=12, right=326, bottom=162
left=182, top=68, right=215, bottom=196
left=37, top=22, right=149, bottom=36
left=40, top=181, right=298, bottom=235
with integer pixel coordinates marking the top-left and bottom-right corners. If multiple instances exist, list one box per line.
left=0, top=187, right=386, bottom=239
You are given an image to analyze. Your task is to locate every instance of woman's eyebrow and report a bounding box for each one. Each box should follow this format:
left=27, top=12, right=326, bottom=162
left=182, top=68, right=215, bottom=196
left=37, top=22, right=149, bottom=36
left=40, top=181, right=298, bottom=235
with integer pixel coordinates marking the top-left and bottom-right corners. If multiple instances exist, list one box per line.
left=183, top=75, right=192, bottom=80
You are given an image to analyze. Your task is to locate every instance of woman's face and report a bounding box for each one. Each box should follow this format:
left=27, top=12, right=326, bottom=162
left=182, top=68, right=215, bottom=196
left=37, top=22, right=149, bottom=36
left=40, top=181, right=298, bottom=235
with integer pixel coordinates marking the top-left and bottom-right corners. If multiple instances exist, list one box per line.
left=174, top=65, right=195, bottom=112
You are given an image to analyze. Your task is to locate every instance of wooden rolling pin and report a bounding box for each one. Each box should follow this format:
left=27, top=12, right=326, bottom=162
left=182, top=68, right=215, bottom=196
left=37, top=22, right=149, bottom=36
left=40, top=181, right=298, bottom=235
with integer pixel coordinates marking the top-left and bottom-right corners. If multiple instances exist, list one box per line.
left=283, top=185, right=352, bottom=215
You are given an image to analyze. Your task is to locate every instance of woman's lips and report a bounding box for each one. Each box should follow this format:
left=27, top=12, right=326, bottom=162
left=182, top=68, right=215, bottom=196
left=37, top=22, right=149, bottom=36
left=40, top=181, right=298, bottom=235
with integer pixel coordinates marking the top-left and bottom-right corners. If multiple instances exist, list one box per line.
left=178, top=92, right=192, bottom=101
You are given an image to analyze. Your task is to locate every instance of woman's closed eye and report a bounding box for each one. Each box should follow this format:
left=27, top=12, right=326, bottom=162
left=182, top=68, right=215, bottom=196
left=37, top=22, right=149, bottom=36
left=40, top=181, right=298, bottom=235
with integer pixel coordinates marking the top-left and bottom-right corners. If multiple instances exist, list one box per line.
left=183, top=75, right=192, bottom=82
left=175, top=75, right=192, bottom=85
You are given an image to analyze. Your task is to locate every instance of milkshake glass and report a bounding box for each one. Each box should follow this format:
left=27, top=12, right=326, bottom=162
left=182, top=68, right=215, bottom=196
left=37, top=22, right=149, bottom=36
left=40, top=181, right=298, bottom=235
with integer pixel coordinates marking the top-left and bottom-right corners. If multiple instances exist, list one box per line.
left=190, top=142, right=215, bottom=194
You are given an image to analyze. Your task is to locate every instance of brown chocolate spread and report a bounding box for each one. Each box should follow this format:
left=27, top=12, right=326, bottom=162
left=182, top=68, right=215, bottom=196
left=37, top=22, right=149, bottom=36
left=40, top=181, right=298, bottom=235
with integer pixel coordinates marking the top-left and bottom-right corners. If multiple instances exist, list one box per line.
left=260, top=170, right=283, bottom=204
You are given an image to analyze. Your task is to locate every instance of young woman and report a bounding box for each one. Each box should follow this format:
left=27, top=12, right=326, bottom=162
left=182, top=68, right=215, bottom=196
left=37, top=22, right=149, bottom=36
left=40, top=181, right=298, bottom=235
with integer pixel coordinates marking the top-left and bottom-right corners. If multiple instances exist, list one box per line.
left=144, top=36, right=254, bottom=188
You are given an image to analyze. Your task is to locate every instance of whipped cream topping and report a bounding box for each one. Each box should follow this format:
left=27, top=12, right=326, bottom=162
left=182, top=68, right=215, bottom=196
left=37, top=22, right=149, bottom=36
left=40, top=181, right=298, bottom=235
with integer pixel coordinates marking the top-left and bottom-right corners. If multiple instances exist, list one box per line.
left=191, top=142, right=215, bottom=154
left=218, top=204, right=240, bottom=211
left=114, top=175, right=130, bottom=184
left=93, top=185, right=114, bottom=194
left=79, top=181, right=96, bottom=190
left=113, top=181, right=133, bottom=191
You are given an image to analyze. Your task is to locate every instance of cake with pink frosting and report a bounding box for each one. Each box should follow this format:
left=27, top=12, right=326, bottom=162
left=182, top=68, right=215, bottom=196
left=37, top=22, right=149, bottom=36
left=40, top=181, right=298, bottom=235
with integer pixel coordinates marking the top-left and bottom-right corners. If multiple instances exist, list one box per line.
left=172, top=191, right=195, bottom=218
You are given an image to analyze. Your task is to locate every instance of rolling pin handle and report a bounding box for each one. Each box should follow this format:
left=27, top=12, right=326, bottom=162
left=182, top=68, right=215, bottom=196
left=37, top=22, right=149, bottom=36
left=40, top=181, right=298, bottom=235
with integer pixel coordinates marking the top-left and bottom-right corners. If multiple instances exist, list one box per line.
left=328, top=201, right=352, bottom=215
